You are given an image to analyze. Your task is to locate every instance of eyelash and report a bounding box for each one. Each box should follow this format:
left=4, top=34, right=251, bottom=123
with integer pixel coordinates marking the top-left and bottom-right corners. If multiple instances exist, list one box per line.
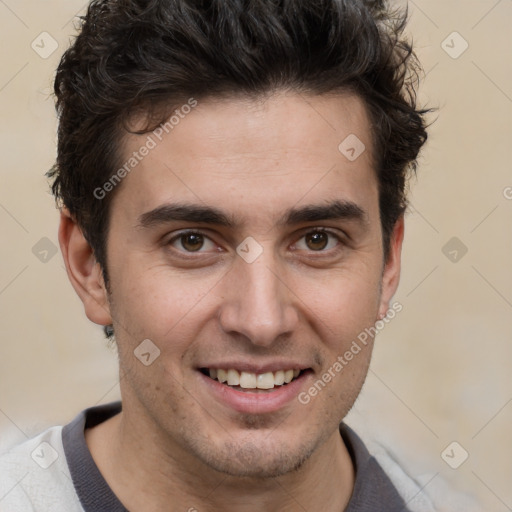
left=166, top=228, right=345, bottom=256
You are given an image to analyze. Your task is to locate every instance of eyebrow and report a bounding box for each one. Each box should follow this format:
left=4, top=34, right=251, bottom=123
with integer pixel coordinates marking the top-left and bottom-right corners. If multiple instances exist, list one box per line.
left=137, top=203, right=236, bottom=229
left=278, top=200, right=367, bottom=227
left=136, top=199, right=368, bottom=230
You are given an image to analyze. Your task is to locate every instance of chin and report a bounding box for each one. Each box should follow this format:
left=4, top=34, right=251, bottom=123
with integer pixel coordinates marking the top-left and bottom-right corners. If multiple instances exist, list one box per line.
left=197, top=437, right=318, bottom=479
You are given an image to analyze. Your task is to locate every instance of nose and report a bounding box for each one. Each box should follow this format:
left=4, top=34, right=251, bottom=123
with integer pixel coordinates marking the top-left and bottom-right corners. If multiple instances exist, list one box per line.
left=218, top=253, right=299, bottom=347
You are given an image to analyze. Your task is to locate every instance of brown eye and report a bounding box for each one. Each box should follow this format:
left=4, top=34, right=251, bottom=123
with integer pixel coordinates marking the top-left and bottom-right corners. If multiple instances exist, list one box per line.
left=168, top=231, right=217, bottom=255
left=305, top=232, right=329, bottom=251
left=180, top=233, right=204, bottom=252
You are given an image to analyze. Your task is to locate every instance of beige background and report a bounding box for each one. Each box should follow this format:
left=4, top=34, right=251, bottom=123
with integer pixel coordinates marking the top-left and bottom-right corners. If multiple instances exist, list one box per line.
left=0, top=0, right=511, bottom=509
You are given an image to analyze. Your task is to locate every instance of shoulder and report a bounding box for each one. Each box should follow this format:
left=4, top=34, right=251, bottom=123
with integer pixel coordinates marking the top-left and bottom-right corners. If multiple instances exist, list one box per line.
left=0, top=425, right=82, bottom=512
left=355, top=431, right=482, bottom=512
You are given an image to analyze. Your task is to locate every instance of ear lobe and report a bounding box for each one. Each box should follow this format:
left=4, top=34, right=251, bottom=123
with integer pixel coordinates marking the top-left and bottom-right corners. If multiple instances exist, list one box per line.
left=58, top=208, right=112, bottom=327
left=378, top=215, right=404, bottom=319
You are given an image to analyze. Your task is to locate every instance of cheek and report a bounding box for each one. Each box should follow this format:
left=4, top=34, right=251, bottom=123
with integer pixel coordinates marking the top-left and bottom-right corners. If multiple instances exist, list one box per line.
left=109, top=261, right=220, bottom=349
left=298, top=266, right=382, bottom=344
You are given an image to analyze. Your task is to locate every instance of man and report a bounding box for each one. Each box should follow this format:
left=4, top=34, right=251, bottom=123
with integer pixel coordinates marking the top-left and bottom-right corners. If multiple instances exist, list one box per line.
left=0, top=1, right=479, bottom=511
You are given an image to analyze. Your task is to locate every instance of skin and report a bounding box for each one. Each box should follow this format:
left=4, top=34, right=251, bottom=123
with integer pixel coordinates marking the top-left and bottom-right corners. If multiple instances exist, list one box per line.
left=59, top=90, right=404, bottom=512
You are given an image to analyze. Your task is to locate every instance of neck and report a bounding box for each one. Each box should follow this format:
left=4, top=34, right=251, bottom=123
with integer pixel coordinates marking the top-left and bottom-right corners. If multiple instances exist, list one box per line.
left=86, top=408, right=355, bottom=512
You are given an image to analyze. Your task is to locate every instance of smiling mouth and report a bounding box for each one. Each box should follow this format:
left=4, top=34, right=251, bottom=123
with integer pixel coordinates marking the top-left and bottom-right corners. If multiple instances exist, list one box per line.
left=200, top=368, right=307, bottom=391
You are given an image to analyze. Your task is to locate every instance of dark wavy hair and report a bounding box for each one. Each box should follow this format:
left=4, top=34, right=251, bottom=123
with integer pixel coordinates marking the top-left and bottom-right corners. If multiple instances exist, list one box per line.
left=48, top=0, right=429, bottom=288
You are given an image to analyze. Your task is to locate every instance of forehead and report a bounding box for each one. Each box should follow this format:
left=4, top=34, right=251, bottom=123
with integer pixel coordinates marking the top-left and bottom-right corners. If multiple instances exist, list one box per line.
left=111, top=91, right=378, bottom=225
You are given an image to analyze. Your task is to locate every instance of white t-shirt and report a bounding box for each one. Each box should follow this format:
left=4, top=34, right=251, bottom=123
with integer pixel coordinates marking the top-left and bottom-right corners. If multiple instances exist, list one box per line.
left=0, top=402, right=480, bottom=512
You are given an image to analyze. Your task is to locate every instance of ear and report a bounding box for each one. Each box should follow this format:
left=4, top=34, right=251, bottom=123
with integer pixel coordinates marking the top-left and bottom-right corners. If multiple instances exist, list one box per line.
left=58, top=208, right=112, bottom=327
left=377, top=215, right=404, bottom=319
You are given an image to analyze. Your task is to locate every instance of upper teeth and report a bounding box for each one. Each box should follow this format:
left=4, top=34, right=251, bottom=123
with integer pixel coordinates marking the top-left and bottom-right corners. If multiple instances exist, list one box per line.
left=209, top=369, right=301, bottom=389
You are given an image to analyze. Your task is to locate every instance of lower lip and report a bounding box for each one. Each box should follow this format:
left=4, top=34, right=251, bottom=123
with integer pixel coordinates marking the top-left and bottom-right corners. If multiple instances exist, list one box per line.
left=197, top=371, right=312, bottom=414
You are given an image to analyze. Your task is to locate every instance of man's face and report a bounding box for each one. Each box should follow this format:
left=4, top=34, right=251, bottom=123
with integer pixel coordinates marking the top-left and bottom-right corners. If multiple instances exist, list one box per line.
left=100, top=91, right=402, bottom=477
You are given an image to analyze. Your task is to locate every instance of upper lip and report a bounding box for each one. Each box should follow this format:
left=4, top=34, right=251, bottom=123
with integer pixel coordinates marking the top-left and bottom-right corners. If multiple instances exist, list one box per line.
left=198, top=362, right=311, bottom=374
